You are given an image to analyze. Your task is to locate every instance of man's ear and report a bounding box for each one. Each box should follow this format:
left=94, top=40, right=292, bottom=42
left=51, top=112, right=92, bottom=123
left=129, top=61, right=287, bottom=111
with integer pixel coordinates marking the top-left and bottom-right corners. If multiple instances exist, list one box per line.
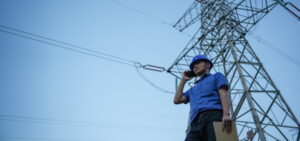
left=205, top=62, right=211, bottom=69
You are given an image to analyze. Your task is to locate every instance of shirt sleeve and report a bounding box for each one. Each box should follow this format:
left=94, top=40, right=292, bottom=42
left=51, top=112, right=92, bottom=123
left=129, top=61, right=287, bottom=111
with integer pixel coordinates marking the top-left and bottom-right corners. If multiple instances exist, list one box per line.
left=183, top=89, right=190, bottom=104
left=215, top=72, right=229, bottom=90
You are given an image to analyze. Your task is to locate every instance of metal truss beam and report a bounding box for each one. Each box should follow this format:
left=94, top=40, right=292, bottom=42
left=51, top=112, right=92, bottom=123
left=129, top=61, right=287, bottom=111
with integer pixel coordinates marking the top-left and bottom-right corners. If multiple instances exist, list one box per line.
left=168, top=0, right=300, bottom=140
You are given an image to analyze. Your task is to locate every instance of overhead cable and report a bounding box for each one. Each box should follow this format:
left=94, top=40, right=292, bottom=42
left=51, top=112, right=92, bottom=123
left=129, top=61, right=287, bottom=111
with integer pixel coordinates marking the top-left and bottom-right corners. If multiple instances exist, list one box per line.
left=248, top=31, right=300, bottom=67
left=0, top=24, right=137, bottom=67
left=0, top=114, right=182, bottom=132
left=135, top=65, right=174, bottom=94
left=110, top=0, right=300, bottom=68
left=0, top=25, right=169, bottom=71
left=0, top=96, right=182, bottom=119
left=0, top=25, right=172, bottom=94
left=110, top=0, right=192, bottom=38
left=0, top=136, right=100, bottom=141
left=110, top=0, right=173, bottom=27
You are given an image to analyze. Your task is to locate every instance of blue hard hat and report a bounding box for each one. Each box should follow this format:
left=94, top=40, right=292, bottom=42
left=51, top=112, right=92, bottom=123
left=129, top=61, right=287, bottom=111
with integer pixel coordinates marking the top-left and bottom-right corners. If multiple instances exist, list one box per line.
left=189, top=55, right=213, bottom=70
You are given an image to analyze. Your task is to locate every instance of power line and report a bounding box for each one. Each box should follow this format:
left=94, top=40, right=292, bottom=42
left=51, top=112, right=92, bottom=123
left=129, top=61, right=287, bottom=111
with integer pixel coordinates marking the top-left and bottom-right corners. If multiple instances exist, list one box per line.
left=0, top=28, right=135, bottom=67
left=248, top=31, right=300, bottom=67
left=0, top=24, right=176, bottom=93
left=0, top=96, right=183, bottom=119
left=110, top=0, right=192, bottom=38
left=0, top=136, right=101, bottom=141
left=0, top=114, right=182, bottom=132
left=1, top=1, right=195, bottom=96
left=135, top=66, right=174, bottom=94
left=110, top=0, right=300, bottom=67
left=0, top=24, right=138, bottom=65
left=0, top=25, right=173, bottom=94
left=110, top=0, right=173, bottom=27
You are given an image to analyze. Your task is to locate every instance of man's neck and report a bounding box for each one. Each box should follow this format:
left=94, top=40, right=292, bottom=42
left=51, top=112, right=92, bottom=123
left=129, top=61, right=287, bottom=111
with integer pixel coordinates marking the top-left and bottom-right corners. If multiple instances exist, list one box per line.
left=197, top=70, right=210, bottom=79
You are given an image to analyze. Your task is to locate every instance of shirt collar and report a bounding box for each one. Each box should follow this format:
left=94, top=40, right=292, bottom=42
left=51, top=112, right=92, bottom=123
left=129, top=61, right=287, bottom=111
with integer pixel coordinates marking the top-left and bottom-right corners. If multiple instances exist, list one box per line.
left=194, top=72, right=211, bottom=84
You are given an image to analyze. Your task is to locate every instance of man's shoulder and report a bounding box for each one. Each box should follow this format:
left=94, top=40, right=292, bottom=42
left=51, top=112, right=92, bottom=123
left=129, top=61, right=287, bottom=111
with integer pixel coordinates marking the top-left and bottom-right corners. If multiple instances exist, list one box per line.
left=211, top=72, right=225, bottom=77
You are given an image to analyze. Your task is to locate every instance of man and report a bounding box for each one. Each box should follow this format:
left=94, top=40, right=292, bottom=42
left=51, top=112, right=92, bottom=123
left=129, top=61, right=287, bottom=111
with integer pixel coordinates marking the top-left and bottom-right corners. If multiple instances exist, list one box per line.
left=173, top=54, right=232, bottom=141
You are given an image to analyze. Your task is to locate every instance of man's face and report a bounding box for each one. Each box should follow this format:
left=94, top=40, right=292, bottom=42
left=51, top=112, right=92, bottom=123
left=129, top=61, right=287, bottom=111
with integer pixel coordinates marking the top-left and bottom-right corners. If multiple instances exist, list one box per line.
left=193, top=60, right=207, bottom=75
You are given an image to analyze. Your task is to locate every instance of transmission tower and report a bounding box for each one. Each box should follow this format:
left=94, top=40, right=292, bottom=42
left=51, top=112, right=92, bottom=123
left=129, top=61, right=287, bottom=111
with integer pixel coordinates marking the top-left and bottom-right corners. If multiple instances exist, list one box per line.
left=167, top=0, right=300, bottom=140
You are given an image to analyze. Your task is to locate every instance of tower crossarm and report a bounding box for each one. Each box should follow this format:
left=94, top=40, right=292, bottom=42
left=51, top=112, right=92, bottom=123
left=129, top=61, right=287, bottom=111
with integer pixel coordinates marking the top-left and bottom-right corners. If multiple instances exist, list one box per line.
left=174, top=0, right=278, bottom=33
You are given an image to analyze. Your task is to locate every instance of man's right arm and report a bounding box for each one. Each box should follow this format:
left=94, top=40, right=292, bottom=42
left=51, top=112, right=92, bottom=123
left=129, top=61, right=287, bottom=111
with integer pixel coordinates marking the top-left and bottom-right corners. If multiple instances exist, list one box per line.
left=173, top=71, right=191, bottom=104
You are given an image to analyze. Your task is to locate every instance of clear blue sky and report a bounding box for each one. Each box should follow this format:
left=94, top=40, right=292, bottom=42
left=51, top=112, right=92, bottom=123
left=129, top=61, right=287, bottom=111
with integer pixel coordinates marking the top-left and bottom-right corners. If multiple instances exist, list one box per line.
left=0, top=0, right=299, bottom=141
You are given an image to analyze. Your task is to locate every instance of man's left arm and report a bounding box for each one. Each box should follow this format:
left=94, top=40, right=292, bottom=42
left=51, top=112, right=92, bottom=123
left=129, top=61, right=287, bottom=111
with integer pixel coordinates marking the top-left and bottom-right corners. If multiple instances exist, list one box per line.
left=219, top=87, right=232, bottom=133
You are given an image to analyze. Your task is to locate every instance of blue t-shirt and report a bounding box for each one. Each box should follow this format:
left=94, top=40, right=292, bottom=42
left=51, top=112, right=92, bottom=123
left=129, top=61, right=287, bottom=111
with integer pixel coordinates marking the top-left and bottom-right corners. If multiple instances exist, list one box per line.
left=183, top=72, right=228, bottom=124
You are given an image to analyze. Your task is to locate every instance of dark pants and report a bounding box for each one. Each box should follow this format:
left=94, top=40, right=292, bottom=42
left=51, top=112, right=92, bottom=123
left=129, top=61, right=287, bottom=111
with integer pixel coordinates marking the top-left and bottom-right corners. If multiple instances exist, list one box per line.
left=184, top=110, right=223, bottom=141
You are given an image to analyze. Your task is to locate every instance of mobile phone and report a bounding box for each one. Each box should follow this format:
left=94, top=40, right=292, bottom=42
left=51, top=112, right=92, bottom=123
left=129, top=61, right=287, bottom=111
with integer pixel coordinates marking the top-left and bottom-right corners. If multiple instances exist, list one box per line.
left=185, top=71, right=196, bottom=77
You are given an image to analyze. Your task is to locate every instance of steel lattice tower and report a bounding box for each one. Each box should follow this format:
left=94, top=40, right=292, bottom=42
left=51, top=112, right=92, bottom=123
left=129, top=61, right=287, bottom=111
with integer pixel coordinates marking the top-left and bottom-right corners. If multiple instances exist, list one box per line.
left=167, top=0, right=300, bottom=140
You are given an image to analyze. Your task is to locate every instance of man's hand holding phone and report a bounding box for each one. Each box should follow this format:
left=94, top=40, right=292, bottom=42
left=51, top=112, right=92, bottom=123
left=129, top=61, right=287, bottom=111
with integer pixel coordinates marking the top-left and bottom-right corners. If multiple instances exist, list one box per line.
left=182, top=70, right=196, bottom=80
